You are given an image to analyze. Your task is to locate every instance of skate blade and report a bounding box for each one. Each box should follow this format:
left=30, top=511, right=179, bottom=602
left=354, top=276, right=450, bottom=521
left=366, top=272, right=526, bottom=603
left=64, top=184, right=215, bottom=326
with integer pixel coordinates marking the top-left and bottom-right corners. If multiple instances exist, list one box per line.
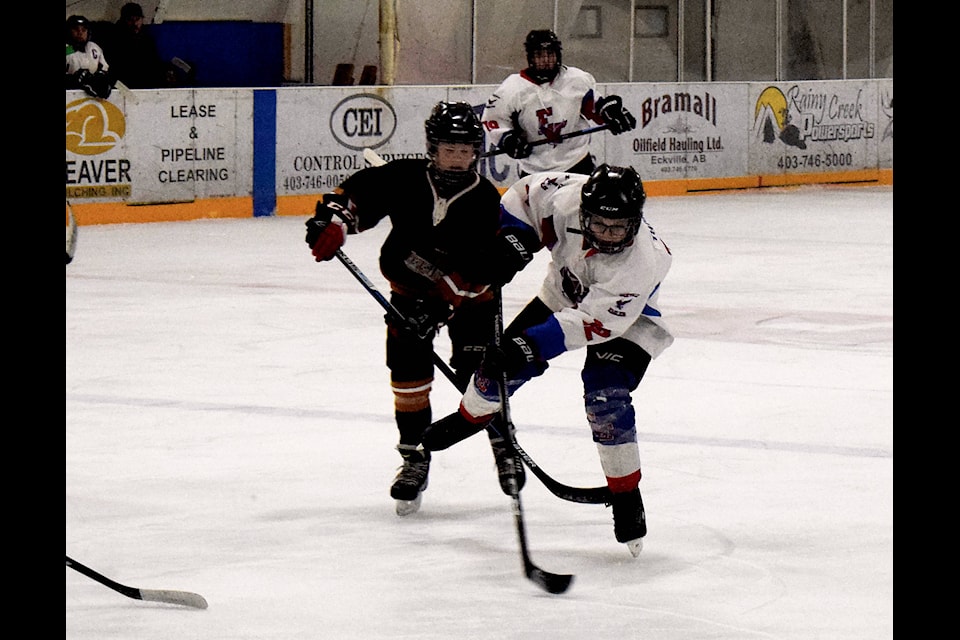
left=395, top=493, right=422, bottom=516
left=625, top=538, right=643, bottom=558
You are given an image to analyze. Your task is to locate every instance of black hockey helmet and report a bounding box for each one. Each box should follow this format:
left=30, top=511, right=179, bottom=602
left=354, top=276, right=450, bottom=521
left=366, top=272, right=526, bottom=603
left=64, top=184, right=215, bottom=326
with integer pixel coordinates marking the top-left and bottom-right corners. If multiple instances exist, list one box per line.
left=425, top=101, right=484, bottom=150
left=424, top=101, right=484, bottom=193
left=66, top=15, right=91, bottom=29
left=524, top=29, right=562, bottom=83
left=579, top=164, right=646, bottom=253
left=66, top=15, right=92, bottom=47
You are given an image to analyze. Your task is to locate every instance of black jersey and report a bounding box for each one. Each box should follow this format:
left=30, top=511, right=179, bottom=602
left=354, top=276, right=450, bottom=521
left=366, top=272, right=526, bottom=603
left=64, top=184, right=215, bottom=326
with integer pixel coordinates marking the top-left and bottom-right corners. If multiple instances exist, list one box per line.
left=339, top=159, right=502, bottom=298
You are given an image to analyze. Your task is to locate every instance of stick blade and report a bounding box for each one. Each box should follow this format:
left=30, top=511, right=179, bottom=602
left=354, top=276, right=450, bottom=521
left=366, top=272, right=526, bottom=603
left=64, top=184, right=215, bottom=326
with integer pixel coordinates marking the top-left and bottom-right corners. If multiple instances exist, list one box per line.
left=362, top=147, right=387, bottom=167
left=527, top=567, right=575, bottom=594
left=138, top=588, right=209, bottom=609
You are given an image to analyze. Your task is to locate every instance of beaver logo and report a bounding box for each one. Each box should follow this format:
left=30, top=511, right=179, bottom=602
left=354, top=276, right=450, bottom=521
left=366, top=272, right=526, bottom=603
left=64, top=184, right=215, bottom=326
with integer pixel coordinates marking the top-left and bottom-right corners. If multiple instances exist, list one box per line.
left=66, top=98, right=126, bottom=156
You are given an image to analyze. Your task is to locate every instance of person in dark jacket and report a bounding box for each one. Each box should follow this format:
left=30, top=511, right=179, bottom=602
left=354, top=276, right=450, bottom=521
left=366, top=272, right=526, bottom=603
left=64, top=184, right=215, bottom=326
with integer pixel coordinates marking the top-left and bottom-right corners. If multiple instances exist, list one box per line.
left=100, top=3, right=165, bottom=89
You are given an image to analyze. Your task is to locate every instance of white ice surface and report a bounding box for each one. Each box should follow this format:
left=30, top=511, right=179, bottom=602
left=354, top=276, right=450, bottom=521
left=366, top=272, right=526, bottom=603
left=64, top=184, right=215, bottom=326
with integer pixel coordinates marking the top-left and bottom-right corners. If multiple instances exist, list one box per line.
left=66, top=184, right=893, bottom=639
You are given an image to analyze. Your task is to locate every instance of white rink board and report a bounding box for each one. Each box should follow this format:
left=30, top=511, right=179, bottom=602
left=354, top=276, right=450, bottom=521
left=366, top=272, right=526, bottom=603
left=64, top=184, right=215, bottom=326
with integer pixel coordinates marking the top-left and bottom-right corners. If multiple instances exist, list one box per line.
left=65, top=80, right=893, bottom=209
left=748, top=80, right=879, bottom=177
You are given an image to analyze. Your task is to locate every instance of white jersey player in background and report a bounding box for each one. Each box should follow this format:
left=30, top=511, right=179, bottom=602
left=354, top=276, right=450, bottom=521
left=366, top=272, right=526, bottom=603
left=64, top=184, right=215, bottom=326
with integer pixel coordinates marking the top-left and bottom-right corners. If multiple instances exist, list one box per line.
left=480, top=29, right=637, bottom=177
left=65, top=15, right=114, bottom=99
left=422, top=165, right=673, bottom=557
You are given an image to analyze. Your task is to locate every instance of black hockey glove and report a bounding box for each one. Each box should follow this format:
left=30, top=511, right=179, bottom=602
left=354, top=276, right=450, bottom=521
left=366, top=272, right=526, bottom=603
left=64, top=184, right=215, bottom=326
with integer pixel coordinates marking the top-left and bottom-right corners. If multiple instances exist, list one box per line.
left=489, top=227, right=539, bottom=286
left=499, top=130, right=533, bottom=159
left=597, top=95, right=637, bottom=135
left=481, top=333, right=547, bottom=381
left=72, top=70, right=91, bottom=90
left=394, top=297, right=455, bottom=341
left=78, top=70, right=114, bottom=99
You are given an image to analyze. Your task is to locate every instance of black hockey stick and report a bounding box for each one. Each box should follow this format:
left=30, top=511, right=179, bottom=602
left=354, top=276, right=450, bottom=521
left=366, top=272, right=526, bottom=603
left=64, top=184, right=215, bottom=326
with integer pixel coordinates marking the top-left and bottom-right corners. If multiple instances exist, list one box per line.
left=333, top=249, right=611, bottom=504
left=481, top=124, right=610, bottom=158
left=492, top=287, right=574, bottom=594
left=66, top=555, right=208, bottom=609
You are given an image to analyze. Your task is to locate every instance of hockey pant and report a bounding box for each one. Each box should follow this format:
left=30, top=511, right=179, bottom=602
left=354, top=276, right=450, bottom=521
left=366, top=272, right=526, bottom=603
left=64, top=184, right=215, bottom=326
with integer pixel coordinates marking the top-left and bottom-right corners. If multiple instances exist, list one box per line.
left=386, top=292, right=496, bottom=446
left=458, top=297, right=653, bottom=493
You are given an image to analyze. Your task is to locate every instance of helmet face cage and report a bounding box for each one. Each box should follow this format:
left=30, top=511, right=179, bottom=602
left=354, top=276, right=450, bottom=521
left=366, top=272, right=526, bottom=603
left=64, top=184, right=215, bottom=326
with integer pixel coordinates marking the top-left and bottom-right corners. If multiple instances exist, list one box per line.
left=579, top=164, right=646, bottom=253
left=424, top=101, right=483, bottom=178
left=524, top=30, right=562, bottom=82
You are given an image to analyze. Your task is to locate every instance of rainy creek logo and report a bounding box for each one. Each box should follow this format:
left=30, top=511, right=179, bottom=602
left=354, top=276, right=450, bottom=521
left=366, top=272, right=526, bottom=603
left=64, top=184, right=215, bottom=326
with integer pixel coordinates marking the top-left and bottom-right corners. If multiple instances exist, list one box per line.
left=753, top=85, right=876, bottom=150
left=754, top=86, right=807, bottom=149
left=65, top=97, right=131, bottom=198
left=329, top=93, right=397, bottom=151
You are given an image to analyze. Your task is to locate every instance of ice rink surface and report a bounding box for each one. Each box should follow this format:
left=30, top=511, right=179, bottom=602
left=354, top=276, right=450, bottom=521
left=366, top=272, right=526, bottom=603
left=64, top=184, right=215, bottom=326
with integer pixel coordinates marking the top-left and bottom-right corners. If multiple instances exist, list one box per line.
left=66, top=184, right=892, bottom=639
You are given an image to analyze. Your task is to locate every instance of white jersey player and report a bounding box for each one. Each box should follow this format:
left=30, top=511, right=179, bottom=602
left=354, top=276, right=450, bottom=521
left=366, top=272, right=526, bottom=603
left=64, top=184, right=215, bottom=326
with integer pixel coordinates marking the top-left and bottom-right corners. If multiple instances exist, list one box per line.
left=423, top=165, right=673, bottom=557
left=65, top=15, right=114, bottom=99
left=481, top=29, right=637, bottom=176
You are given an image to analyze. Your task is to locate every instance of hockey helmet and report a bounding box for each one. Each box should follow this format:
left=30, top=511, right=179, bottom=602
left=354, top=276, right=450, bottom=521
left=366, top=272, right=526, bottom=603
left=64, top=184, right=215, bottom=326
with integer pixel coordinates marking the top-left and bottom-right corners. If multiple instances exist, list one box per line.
left=424, top=101, right=484, bottom=192
left=579, top=164, right=646, bottom=253
left=524, top=29, right=562, bottom=83
left=66, top=15, right=92, bottom=48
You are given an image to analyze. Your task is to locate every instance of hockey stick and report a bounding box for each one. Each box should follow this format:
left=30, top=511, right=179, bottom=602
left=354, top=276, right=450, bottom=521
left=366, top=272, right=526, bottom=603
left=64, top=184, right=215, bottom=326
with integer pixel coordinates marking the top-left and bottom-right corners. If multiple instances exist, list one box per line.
left=363, top=147, right=386, bottom=166
left=334, top=249, right=460, bottom=384
left=333, top=248, right=610, bottom=504
left=492, top=287, right=574, bottom=594
left=481, top=124, right=611, bottom=158
left=66, top=555, right=208, bottom=609
left=66, top=200, right=78, bottom=264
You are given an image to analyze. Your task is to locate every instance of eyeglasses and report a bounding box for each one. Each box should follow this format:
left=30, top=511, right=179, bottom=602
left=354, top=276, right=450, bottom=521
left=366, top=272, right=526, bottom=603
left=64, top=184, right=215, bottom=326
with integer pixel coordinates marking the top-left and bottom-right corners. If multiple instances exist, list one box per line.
left=588, top=220, right=629, bottom=236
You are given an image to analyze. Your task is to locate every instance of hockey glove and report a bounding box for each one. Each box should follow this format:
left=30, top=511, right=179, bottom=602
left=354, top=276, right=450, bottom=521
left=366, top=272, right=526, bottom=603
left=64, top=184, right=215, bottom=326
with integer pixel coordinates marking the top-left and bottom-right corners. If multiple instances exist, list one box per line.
left=305, top=194, right=357, bottom=262
left=395, top=297, right=455, bottom=341
left=78, top=70, right=114, bottom=99
left=597, top=95, right=637, bottom=135
left=436, top=271, right=491, bottom=308
left=72, top=70, right=91, bottom=90
left=481, top=333, right=547, bottom=381
left=499, top=130, right=533, bottom=159
left=489, top=227, right=539, bottom=286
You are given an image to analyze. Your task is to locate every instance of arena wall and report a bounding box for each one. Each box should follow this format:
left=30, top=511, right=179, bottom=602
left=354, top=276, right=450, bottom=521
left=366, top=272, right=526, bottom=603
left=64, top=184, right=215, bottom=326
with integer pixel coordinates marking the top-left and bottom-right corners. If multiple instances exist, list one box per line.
left=65, top=79, right=893, bottom=225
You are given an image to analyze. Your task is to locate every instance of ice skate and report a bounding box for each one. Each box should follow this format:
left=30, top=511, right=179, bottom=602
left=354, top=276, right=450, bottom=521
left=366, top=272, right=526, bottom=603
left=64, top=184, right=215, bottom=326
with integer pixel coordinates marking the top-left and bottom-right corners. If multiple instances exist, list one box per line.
left=390, top=446, right=430, bottom=516
left=610, top=487, right=646, bottom=557
left=488, top=433, right=526, bottom=496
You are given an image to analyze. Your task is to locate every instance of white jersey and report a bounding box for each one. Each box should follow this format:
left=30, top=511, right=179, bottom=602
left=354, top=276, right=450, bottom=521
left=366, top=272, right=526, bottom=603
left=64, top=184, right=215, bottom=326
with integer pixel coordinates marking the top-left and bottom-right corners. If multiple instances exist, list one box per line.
left=481, top=66, right=606, bottom=174
left=65, top=41, right=109, bottom=76
left=501, top=172, right=674, bottom=359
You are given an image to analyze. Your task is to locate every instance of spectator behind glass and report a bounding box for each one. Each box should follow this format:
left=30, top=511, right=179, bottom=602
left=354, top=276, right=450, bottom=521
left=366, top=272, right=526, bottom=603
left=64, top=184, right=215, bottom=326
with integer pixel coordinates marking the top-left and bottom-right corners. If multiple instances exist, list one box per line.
left=65, top=15, right=114, bottom=99
left=101, top=3, right=165, bottom=89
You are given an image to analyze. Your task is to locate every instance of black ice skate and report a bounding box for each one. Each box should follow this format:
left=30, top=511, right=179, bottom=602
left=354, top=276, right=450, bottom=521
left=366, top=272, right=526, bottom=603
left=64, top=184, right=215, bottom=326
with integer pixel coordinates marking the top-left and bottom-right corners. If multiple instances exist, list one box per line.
left=391, top=446, right=431, bottom=516
left=488, top=431, right=526, bottom=496
left=610, top=487, right=646, bottom=557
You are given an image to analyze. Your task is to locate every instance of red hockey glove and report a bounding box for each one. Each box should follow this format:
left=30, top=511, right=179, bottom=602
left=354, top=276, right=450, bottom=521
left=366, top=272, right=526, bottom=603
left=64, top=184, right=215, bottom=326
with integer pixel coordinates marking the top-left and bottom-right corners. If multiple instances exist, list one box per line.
left=309, top=219, right=346, bottom=262
left=306, top=194, right=356, bottom=262
left=436, top=272, right=491, bottom=308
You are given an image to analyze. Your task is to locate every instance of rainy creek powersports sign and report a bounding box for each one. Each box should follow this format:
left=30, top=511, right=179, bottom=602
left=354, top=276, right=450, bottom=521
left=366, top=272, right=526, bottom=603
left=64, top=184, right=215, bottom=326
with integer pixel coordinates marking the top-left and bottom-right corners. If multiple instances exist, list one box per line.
left=284, top=93, right=422, bottom=193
